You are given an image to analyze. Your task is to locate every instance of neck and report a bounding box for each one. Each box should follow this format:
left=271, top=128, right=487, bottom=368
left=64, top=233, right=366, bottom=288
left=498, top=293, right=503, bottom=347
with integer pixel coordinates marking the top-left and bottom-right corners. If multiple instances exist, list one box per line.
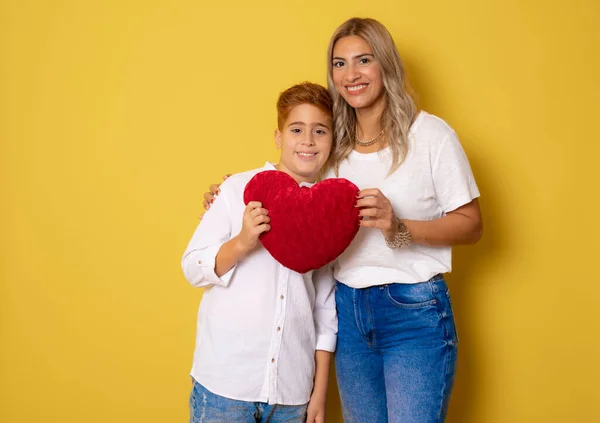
left=355, top=98, right=386, bottom=140
left=354, top=99, right=386, bottom=153
left=275, top=163, right=317, bottom=185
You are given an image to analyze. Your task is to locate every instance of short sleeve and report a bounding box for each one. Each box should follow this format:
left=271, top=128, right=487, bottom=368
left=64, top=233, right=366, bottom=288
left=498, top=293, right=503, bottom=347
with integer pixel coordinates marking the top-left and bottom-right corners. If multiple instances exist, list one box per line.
left=431, top=130, right=480, bottom=213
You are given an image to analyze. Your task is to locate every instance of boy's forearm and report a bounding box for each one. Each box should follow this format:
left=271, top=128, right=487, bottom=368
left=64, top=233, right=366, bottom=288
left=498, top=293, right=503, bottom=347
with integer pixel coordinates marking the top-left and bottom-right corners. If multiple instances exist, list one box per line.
left=214, top=236, right=247, bottom=277
left=312, top=350, right=332, bottom=398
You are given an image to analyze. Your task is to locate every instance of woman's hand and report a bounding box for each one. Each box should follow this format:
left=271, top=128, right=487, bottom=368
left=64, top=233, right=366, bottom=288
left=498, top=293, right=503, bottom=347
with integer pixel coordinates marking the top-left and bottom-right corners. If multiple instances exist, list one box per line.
left=235, top=201, right=270, bottom=253
left=355, top=188, right=398, bottom=239
left=203, top=174, right=231, bottom=211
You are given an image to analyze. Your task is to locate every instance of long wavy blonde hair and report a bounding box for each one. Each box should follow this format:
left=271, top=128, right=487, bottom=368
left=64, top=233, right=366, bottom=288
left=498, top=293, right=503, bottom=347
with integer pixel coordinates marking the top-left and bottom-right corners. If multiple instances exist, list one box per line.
left=327, top=18, right=418, bottom=176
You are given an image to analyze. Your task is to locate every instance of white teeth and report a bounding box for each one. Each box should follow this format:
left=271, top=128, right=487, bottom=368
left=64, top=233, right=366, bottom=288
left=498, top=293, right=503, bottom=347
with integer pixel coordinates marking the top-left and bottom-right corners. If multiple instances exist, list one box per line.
left=297, top=152, right=316, bottom=157
left=348, top=84, right=367, bottom=92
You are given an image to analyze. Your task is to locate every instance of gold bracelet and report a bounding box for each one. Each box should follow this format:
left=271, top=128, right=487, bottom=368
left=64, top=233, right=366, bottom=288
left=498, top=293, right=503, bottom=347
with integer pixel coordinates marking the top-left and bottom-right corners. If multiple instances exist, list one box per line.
left=384, top=219, right=412, bottom=249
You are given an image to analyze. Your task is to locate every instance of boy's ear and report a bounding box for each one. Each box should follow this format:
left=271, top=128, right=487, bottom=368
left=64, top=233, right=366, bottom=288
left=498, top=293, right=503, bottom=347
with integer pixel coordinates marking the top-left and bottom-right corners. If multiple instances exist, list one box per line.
left=274, top=129, right=282, bottom=149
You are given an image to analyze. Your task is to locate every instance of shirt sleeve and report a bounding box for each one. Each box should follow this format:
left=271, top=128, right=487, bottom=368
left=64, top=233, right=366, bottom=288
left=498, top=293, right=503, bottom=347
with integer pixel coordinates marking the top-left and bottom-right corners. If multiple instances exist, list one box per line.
left=431, top=130, right=481, bottom=213
left=312, top=262, right=338, bottom=352
left=181, top=183, right=237, bottom=288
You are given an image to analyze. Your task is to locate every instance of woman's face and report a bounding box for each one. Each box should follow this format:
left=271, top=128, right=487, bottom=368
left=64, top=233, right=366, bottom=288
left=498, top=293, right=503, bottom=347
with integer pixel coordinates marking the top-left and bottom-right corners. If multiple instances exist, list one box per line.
left=332, top=35, right=385, bottom=112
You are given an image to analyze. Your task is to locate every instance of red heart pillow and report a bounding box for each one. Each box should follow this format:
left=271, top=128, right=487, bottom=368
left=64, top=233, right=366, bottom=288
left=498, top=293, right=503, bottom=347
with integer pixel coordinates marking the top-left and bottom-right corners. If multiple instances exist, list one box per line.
left=243, top=170, right=360, bottom=273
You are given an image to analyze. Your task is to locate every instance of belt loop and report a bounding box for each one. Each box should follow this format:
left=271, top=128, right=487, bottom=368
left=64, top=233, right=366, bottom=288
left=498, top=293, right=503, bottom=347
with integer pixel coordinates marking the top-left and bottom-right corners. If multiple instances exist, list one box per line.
left=428, top=274, right=442, bottom=293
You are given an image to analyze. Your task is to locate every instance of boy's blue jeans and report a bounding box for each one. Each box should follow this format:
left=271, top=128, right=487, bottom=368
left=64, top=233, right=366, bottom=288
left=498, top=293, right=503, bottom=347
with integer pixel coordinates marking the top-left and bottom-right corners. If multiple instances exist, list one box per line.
left=335, top=275, right=458, bottom=423
left=189, top=378, right=307, bottom=423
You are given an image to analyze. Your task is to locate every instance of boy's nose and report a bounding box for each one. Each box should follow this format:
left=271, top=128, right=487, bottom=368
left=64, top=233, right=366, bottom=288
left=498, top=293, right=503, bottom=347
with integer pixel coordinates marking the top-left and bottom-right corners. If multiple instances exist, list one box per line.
left=301, top=135, right=316, bottom=145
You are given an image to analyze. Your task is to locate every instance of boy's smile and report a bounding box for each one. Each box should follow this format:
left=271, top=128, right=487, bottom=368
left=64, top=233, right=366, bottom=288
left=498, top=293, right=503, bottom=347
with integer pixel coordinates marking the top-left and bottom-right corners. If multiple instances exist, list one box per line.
left=274, top=103, right=333, bottom=184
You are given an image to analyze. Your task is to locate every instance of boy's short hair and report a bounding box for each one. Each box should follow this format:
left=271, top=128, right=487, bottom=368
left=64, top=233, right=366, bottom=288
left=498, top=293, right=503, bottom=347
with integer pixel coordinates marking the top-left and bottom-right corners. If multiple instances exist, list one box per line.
left=276, top=82, right=333, bottom=130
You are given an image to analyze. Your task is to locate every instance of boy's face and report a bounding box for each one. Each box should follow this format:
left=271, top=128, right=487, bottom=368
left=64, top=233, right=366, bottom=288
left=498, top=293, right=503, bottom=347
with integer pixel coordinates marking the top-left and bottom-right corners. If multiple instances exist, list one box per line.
left=275, top=103, right=333, bottom=184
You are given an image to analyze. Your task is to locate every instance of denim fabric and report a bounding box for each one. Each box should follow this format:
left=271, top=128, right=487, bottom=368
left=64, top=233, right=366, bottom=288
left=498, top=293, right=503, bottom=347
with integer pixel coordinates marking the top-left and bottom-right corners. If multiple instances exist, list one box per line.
left=335, top=275, right=458, bottom=423
left=189, top=378, right=307, bottom=423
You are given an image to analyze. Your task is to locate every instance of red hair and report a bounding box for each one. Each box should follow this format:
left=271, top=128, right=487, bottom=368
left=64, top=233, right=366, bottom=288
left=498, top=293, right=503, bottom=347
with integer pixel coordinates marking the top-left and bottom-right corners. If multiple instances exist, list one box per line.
left=276, top=82, right=333, bottom=130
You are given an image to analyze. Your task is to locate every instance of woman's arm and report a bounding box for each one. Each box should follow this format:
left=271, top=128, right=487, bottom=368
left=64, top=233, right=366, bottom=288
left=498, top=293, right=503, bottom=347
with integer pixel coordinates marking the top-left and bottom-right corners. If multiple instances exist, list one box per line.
left=356, top=188, right=482, bottom=247
left=403, top=199, right=482, bottom=246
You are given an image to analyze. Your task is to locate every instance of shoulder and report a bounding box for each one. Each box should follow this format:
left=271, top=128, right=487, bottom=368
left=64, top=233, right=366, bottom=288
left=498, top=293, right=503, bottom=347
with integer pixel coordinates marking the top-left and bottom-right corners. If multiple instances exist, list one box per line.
left=411, top=111, right=457, bottom=143
left=218, top=166, right=268, bottom=198
left=222, top=167, right=265, bottom=186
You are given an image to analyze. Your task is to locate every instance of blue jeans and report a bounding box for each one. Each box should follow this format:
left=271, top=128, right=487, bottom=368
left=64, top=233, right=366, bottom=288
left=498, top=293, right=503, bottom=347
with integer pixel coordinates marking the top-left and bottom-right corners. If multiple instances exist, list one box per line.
left=189, top=378, right=308, bottom=423
left=334, top=275, right=458, bottom=423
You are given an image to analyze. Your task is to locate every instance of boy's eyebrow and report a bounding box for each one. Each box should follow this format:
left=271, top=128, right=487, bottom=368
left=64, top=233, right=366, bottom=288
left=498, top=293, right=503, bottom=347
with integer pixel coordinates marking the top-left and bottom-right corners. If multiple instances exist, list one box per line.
left=287, top=121, right=331, bottom=129
left=332, top=53, right=375, bottom=61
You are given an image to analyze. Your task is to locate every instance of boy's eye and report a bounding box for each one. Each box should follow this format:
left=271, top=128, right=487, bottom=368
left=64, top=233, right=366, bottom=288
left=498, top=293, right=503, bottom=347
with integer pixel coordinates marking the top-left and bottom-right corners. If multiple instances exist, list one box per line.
left=290, top=128, right=302, bottom=134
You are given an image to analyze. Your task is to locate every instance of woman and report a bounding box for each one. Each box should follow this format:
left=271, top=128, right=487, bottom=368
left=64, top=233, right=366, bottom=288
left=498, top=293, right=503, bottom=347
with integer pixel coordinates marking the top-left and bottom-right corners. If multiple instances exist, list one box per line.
left=204, top=17, right=482, bottom=423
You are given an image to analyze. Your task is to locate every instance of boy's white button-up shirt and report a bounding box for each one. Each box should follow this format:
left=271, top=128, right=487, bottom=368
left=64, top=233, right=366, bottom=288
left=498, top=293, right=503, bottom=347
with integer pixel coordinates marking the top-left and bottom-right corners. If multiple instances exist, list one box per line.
left=182, top=163, right=337, bottom=405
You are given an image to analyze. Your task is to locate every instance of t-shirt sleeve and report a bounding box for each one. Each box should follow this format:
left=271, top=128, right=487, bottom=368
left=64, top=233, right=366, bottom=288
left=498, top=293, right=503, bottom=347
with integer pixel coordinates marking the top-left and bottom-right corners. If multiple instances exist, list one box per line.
left=431, top=130, right=480, bottom=213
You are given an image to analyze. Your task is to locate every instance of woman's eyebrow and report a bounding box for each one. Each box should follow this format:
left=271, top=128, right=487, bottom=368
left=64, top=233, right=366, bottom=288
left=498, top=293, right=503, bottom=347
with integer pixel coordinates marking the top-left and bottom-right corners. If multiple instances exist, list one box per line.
left=333, top=53, right=374, bottom=61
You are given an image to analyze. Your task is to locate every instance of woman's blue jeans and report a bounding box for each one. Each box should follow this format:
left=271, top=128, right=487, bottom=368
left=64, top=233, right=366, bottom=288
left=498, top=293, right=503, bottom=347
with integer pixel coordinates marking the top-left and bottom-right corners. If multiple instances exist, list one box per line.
left=334, top=275, right=458, bottom=423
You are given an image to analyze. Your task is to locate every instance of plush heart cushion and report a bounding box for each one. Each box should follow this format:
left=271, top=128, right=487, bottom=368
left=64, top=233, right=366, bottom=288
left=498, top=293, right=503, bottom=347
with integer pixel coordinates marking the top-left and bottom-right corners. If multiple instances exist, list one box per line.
left=243, top=170, right=360, bottom=274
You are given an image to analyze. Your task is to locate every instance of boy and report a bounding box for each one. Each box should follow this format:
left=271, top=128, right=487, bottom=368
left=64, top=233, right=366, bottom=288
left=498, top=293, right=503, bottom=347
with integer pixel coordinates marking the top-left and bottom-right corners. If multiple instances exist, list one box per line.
left=182, top=82, right=337, bottom=423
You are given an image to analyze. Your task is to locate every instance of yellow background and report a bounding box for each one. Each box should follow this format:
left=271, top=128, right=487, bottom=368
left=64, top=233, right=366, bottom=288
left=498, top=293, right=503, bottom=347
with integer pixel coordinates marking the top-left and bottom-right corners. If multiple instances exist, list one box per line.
left=1, top=0, right=599, bottom=422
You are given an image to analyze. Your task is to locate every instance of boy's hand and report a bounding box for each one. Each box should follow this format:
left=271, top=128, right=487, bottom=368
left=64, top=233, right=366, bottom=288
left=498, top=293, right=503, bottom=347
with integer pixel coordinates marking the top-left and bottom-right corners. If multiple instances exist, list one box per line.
left=305, top=392, right=326, bottom=423
left=236, top=201, right=270, bottom=253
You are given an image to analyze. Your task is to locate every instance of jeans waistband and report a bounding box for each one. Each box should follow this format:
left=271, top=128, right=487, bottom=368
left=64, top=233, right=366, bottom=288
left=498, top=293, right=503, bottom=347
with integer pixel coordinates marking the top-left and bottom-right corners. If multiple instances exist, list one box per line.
left=336, top=273, right=446, bottom=292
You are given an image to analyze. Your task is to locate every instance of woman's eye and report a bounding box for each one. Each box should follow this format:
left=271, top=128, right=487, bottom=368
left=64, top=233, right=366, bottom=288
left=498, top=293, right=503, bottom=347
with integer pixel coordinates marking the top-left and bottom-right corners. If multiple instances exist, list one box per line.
left=333, top=61, right=345, bottom=68
left=359, top=58, right=370, bottom=65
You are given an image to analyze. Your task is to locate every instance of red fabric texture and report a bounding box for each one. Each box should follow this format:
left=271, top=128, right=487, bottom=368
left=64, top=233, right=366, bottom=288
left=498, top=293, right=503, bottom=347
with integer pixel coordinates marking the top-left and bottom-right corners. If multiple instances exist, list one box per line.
left=243, top=170, right=360, bottom=274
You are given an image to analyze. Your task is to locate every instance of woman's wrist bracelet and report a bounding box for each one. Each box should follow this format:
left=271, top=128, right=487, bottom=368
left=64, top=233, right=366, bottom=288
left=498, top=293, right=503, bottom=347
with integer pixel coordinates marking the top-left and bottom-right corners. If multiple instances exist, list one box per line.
left=385, top=218, right=412, bottom=249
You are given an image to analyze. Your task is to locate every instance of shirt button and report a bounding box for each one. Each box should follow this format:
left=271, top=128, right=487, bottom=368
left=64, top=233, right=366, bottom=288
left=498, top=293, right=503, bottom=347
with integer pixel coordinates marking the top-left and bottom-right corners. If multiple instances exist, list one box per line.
left=276, top=327, right=281, bottom=331
left=271, top=358, right=276, bottom=363
left=197, top=260, right=203, bottom=265
left=280, top=295, right=284, bottom=300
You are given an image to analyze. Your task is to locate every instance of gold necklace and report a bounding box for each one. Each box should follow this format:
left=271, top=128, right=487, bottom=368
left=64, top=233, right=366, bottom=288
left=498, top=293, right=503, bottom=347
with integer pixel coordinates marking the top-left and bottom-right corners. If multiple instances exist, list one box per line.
left=355, top=128, right=385, bottom=147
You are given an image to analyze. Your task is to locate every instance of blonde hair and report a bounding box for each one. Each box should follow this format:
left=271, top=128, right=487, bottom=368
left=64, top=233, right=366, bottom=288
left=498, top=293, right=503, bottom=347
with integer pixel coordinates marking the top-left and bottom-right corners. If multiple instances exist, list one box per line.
left=326, top=17, right=418, bottom=175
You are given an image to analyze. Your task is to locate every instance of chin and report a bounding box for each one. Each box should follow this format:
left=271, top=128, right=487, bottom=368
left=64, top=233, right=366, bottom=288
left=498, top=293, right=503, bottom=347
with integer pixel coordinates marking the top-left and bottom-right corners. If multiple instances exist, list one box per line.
left=351, top=98, right=376, bottom=110
left=293, top=166, right=320, bottom=180
left=297, top=166, right=319, bottom=176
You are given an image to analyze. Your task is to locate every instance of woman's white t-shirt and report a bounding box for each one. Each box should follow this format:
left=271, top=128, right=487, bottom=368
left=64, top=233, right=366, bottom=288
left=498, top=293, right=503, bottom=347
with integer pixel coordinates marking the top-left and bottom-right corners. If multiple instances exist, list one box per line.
left=327, top=111, right=480, bottom=287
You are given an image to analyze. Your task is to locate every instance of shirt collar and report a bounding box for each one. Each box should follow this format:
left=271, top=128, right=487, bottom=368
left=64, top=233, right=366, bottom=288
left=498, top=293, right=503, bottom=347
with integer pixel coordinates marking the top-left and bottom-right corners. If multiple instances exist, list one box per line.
left=263, top=162, right=315, bottom=188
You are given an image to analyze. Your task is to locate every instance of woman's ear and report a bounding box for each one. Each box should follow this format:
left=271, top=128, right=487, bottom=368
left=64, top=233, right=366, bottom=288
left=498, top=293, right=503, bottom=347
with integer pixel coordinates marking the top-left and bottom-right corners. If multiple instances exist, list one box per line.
left=274, top=129, right=282, bottom=149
